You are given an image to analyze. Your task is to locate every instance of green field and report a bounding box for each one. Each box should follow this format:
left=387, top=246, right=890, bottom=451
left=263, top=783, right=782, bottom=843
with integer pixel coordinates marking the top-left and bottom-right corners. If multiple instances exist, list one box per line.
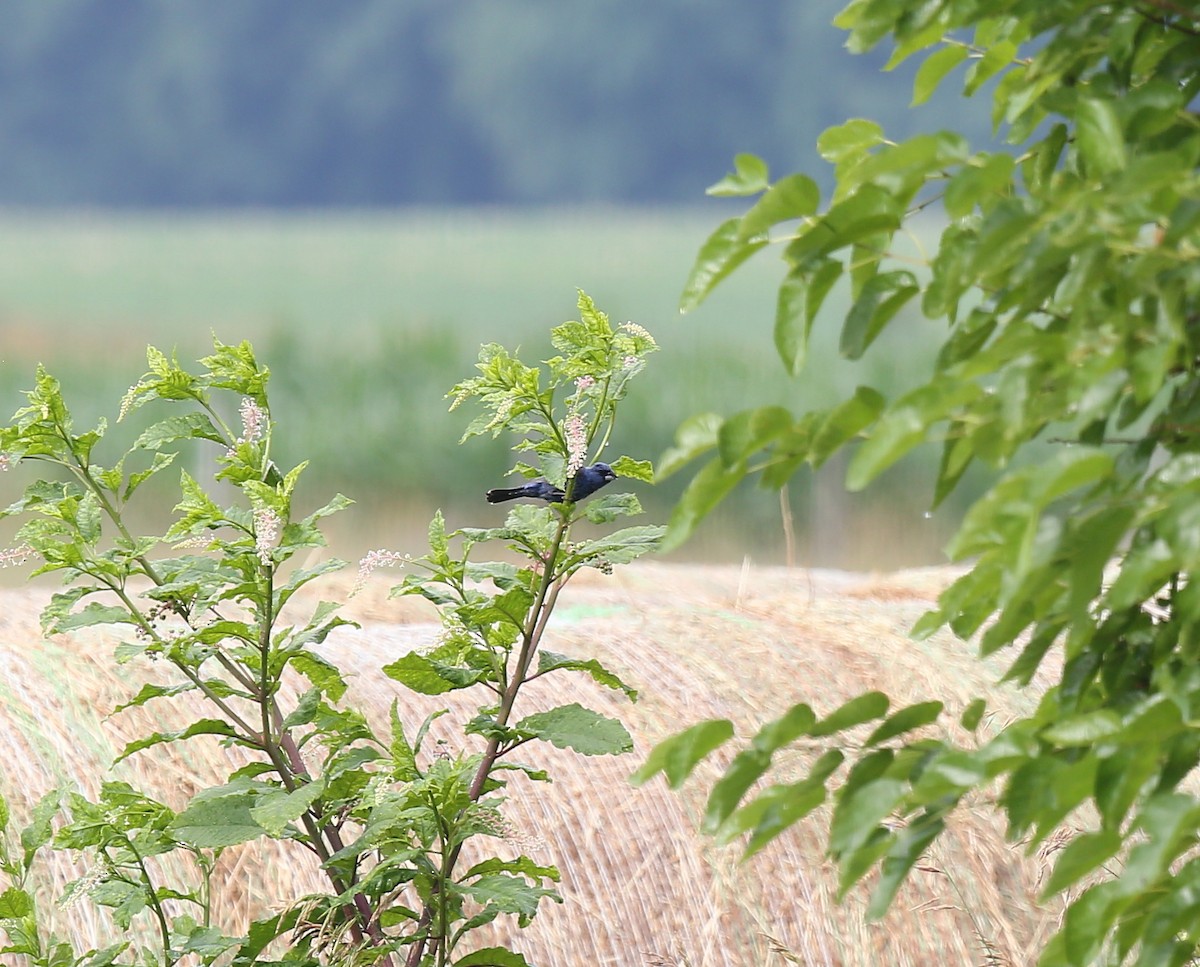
left=0, top=208, right=961, bottom=569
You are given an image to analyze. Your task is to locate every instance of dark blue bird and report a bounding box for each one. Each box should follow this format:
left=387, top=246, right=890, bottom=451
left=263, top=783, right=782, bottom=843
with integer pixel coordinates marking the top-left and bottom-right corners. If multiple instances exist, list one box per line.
left=486, top=462, right=617, bottom=504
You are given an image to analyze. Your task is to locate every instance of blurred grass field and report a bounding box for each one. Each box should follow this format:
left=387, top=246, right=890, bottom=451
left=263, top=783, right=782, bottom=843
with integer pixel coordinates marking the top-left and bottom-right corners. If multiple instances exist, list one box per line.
left=0, top=208, right=965, bottom=569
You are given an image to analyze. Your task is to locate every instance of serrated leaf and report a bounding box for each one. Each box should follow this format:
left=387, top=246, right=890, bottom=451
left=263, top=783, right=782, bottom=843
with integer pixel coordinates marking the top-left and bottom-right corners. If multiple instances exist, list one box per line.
left=382, top=652, right=475, bottom=695
left=390, top=701, right=419, bottom=782
left=134, top=412, right=225, bottom=450
left=609, top=455, right=654, bottom=482
left=583, top=492, right=643, bottom=524
left=113, top=718, right=240, bottom=764
left=571, top=525, right=664, bottom=566
left=516, top=703, right=632, bottom=756
left=454, top=948, right=533, bottom=967
left=679, top=217, right=769, bottom=313
left=170, top=786, right=266, bottom=848
left=110, top=681, right=194, bottom=715
left=249, top=779, right=325, bottom=836
left=630, top=719, right=734, bottom=789
left=537, top=651, right=638, bottom=700
left=46, top=600, right=133, bottom=634
left=0, top=887, right=32, bottom=917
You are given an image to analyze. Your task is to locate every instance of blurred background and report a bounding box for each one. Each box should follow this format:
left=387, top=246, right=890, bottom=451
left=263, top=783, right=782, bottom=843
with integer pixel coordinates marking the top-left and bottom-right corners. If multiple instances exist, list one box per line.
left=0, top=1, right=996, bottom=570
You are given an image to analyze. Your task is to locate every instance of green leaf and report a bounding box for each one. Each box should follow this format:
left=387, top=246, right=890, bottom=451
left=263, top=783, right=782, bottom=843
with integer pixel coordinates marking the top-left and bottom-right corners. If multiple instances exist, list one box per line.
left=516, top=703, right=632, bottom=756
left=867, top=813, right=944, bottom=919
left=960, top=698, right=986, bottom=731
left=810, top=386, right=886, bottom=467
left=1040, top=829, right=1123, bottom=900
left=382, top=652, right=478, bottom=695
left=110, top=681, right=194, bottom=715
left=288, top=649, right=349, bottom=703
left=775, top=257, right=843, bottom=374
left=114, top=718, right=241, bottom=764
left=536, top=651, right=638, bottom=700
left=630, top=719, right=734, bottom=789
left=660, top=456, right=746, bottom=553
left=134, top=412, right=225, bottom=450
left=170, top=785, right=266, bottom=849
left=454, top=948, right=533, bottom=967
left=703, top=703, right=817, bottom=832
left=809, top=691, right=890, bottom=737
left=459, top=873, right=560, bottom=927
left=944, top=152, right=1015, bottom=218
left=43, top=598, right=133, bottom=635
left=817, top=118, right=885, bottom=164
left=609, top=455, right=654, bottom=482
left=1041, top=711, right=1122, bottom=747
left=717, top=406, right=794, bottom=468
left=705, top=153, right=770, bottom=196
left=0, top=887, right=32, bottom=917
left=864, top=701, right=944, bottom=747
left=571, top=525, right=664, bottom=566
left=847, top=381, right=981, bottom=491
left=963, top=39, right=1016, bottom=96
left=784, top=185, right=903, bottom=263
left=656, top=412, right=723, bottom=479
left=830, top=777, right=906, bottom=858
left=912, top=45, right=968, bottom=105
left=679, top=217, right=769, bottom=313
left=390, top=701, right=419, bottom=782
left=1075, top=97, right=1127, bottom=176
left=840, top=270, right=919, bottom=359
left=738, top=173, right=820, bottom=238
left=741, top=776, right=832, bottom=858
left=249, top=780, right=325, bottom=837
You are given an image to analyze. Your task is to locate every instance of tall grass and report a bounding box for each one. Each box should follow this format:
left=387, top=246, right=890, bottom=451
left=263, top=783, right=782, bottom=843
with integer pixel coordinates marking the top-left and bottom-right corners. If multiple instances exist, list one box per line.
left=0, top=208, right=964, bottom=567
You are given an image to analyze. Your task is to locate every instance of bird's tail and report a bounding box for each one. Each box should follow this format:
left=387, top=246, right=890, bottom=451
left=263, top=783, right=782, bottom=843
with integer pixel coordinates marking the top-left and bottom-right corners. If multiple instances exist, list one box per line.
left=485, top=487, right=525, bottom=503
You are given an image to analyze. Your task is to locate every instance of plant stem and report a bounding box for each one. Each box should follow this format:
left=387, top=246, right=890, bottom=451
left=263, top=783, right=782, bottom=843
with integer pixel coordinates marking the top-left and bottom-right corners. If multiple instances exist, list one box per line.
left=404, top=511, right=572, bottom=967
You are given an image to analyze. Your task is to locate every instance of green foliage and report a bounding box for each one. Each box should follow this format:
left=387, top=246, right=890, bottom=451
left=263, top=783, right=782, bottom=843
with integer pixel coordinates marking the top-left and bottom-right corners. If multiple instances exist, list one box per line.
left=649, top=2, right=1200, bottom=963
left=0, top=292, right=660, bottom=966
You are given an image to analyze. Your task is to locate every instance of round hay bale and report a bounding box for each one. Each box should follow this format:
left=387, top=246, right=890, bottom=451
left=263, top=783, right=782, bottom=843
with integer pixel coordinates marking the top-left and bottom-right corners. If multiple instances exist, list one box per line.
left=0, top=562, right=1061, bottom=966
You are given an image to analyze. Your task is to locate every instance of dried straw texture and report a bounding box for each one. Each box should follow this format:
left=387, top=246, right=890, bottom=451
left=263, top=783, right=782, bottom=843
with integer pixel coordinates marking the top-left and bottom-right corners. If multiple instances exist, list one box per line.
left=0, top=562, right=1063, bottom=966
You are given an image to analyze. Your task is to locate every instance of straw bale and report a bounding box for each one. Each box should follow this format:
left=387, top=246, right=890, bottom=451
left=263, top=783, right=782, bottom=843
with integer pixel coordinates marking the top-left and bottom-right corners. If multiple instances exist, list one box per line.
left=0, top=562, right=1063, bottom=966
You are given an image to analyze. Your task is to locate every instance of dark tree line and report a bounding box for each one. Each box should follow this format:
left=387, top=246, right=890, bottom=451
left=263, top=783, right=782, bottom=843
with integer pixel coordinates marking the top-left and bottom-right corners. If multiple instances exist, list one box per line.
left=0, top=0, right=992, bottom=207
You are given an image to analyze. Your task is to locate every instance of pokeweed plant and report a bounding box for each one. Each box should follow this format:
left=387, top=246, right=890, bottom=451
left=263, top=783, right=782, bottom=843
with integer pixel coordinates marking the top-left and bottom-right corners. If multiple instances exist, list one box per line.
left=0, top=290, right=660, bottom=967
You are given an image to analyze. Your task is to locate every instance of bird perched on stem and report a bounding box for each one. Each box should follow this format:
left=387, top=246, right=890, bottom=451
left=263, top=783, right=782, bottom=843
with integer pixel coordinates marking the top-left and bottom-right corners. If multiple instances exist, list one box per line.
left=486, top=463, right=616, bottom=504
